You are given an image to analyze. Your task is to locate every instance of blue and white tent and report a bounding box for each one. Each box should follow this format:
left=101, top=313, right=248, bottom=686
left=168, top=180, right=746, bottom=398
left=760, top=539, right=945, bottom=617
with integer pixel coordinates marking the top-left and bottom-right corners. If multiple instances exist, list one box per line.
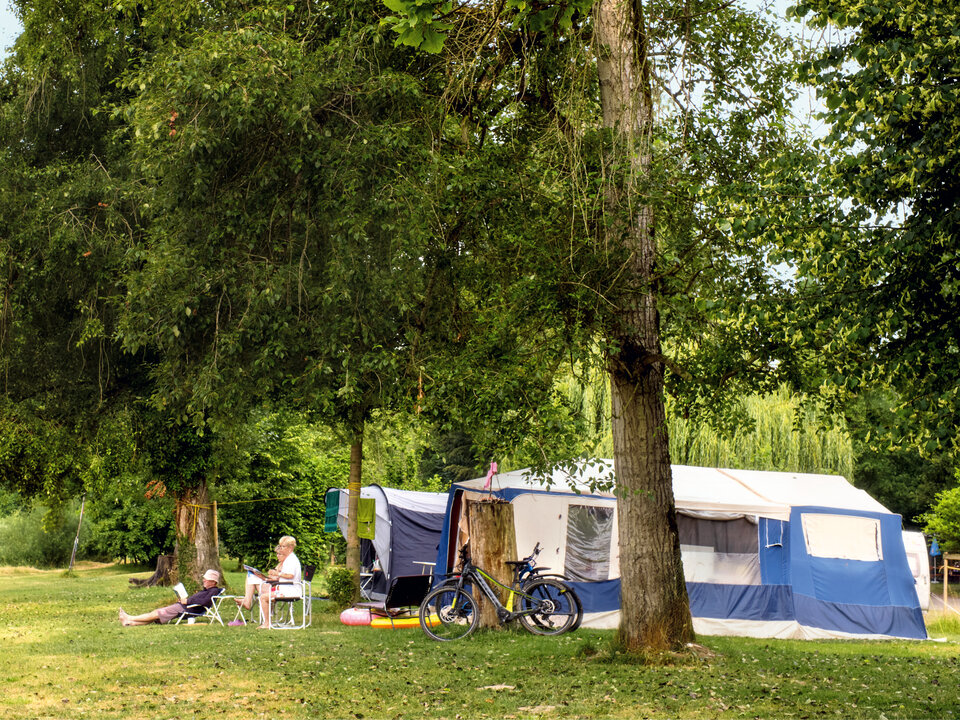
left=434, top=462, right=927, bottom=640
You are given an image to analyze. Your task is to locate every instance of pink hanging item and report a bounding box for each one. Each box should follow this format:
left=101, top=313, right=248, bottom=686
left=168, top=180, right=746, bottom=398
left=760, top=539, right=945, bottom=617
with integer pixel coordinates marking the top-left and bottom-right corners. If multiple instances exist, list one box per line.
left=483, top=461, right=498, bottom=491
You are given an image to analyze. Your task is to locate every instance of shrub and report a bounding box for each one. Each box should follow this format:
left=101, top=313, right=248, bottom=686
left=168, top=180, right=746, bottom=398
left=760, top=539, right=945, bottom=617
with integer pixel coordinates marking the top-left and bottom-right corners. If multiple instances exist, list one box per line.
left=325, top=566, right=355, bottom=609
left=217, top=416, right=349, bottom=570
left=0, top=501, right=99, bottom=567
left=921, top=482, right=960, bottom=553
left=88, top=493, right=175, bottom=564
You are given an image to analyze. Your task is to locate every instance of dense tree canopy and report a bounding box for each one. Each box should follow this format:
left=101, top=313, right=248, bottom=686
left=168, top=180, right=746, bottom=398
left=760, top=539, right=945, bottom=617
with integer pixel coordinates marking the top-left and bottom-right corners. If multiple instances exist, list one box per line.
left=787, top=0, right=960, bottom=452
left=922, top=484, right=960, bottom=554
left=6, top=0, right=951, bottom=654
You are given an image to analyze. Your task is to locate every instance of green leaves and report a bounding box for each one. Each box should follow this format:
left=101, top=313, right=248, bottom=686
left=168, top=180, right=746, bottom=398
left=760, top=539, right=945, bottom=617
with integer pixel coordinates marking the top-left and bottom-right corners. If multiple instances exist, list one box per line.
left=380, top=0, right=453, bottom=52
left=790, top=0, right=960, bottom=451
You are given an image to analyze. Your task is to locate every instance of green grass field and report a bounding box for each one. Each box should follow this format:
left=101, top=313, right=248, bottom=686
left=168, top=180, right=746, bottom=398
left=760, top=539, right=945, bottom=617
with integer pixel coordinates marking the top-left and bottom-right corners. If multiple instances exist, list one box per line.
left=2, top=564, right=959, bottom=719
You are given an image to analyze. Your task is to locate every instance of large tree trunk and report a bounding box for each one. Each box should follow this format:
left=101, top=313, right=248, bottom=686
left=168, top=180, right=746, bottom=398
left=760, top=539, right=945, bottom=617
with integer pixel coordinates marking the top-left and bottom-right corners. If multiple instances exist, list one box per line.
left=173, top=480, right=222, bottom=586
left=595, top=0, right=695, bottom=651
left=467, top=499, right=517, bottom=628
left=345, top=427, right=363, bottom=604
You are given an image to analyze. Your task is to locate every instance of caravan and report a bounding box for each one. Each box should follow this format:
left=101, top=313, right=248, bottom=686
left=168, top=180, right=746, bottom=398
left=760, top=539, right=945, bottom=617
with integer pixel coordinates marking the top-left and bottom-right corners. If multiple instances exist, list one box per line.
left=434, top=462, right=927, bottom=640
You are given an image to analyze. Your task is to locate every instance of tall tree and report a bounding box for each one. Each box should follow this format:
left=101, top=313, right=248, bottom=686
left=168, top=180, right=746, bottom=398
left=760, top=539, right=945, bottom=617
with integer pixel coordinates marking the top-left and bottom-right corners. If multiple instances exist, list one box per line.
left=0, top=0, right=145, bottom=506
left=0, top=0, right=227, bottom=583
left=113, top=0, right=507, bottom=593
left=382, top=0, right=806, bottom=651
left=592, top=0, right=695, bottom=650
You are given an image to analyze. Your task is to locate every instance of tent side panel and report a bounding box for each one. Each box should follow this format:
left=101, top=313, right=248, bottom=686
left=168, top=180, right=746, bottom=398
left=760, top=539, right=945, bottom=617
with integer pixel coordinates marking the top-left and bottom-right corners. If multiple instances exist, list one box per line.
left=687, top=583, right=794, bottom=621
left=791, top=594, right=927, bottom=639
left=758, top=518, right=790, bottom=585
left=389, top=507, right=445, bottom=579
left=433, top=489, right=462, bottom=582
left=566, top=579, right=621, bottom=613
left=789, top=505, right=927, bottom=640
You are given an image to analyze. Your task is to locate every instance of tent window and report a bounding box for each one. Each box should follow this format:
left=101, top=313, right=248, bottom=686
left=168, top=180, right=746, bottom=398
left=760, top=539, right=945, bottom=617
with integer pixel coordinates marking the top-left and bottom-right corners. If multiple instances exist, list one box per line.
left=906, top=552, right=922, bottom=578
left=801, top=513, right=882, bottom=562
left=564, top=505, right=614, bottom=582
left=678, top=515, right=758, bottom=554
left=678, top=516, right=761, bottom=585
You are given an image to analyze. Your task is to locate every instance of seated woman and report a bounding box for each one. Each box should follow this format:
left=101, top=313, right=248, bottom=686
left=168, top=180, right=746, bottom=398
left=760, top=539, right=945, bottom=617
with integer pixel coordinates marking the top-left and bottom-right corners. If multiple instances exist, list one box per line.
left=119, top=569, right=221, bottom=626
left=231, top=536, right=301, bottom=629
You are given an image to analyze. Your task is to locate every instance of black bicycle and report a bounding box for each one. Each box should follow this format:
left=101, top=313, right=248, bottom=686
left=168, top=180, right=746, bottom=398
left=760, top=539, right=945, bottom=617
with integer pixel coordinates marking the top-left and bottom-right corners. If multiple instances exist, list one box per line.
left=419, top=545, right=580, bottom=641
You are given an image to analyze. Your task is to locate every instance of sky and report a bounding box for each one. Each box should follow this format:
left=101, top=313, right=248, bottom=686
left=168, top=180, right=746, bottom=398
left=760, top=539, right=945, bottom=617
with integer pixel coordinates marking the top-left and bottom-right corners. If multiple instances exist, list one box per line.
left=0, top=2, right=18, bottom=58
left=0, top=0, right=821, bottom=129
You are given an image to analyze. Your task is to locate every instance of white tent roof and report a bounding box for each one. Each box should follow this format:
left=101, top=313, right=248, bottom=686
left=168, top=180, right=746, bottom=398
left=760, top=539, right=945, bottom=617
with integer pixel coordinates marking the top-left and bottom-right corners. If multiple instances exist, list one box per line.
left=455, top=461, right=892, bottom=521
left=716, top=467, right=889, bottom=515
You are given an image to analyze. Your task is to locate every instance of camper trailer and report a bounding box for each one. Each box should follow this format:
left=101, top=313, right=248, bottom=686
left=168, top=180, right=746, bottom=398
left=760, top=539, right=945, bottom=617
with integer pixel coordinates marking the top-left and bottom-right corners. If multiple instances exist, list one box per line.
left=434, top=462, right=927, bottom=640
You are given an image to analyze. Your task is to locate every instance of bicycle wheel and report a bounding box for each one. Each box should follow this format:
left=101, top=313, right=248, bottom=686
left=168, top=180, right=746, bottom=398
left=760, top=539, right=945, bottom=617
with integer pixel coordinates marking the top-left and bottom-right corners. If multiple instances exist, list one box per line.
left=526, top=574, right=583, bottom=631
left=420, top=586, right=478, bottom=641
left=517, top=579, right=578, bottom=635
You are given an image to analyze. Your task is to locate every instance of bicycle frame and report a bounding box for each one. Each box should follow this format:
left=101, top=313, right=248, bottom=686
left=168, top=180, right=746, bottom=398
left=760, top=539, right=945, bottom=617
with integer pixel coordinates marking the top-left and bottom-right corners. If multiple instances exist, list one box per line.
left=448, top=557, right=541, bottom=623
left=419, top=544, right=580, bottom=640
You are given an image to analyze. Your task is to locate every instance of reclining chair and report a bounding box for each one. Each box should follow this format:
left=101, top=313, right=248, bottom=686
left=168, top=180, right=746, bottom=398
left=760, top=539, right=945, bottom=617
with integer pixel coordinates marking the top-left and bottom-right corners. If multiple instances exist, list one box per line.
left=354, top=574, right=432, bottom=627
left=175, top=587, right=226, bottom=625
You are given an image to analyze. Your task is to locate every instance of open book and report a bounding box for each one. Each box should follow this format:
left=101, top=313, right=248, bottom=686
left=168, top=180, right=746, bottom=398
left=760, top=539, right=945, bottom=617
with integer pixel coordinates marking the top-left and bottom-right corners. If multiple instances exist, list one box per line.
left=172, top=582, right=188, bottom=603
left=243, top=564, right=267, bottom=580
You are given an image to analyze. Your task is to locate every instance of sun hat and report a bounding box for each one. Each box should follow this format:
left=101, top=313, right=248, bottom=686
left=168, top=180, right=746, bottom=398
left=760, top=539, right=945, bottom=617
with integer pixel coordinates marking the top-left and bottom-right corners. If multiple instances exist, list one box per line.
left=203, top=569, right=220, bottom=582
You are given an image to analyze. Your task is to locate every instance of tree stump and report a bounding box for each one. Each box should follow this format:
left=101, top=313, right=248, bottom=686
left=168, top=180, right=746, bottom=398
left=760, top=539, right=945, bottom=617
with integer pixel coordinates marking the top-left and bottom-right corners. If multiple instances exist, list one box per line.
left=128, top=554, right=174, bottom=587
left=467, top=498, right=517, bottom=629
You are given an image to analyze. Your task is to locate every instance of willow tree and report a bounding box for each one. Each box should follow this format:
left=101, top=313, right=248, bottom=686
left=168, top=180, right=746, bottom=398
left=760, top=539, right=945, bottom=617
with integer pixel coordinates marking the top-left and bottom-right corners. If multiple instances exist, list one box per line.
left=383, top=0, right=806, bottom=651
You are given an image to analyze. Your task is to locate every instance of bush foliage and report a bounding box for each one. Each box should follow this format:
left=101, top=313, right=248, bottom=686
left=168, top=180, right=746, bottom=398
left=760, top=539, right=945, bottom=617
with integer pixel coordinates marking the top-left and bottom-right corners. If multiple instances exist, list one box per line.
left=324, top=565, right=355, bottom=609
left=0, top=500, right=101, bottom=567
left=922, top=482, right=960, bottom=553
left=217, top=414, right=350, bottom=570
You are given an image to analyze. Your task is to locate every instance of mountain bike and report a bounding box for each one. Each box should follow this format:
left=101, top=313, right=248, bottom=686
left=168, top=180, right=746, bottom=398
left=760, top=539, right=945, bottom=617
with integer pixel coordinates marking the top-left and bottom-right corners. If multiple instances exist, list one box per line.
left=514, top=542, right=583, bottom=631
left=419, top=544, right=580, bottom=641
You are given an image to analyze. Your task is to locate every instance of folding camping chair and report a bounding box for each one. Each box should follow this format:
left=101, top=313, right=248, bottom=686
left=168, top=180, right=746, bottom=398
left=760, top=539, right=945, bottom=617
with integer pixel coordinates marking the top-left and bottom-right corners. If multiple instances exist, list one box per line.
left=355, top=574, right=432, bottom=627
left=265, top=564, right=315, bottom=630
left=174, top=587, right=225, bottom=625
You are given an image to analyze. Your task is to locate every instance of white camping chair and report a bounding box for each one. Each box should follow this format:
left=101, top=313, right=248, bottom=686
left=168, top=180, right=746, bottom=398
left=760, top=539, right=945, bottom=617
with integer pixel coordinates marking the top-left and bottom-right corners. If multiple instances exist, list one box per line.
left=266, top=564, right=314, bottom=630
left=174, top=587, right=225, bottom=625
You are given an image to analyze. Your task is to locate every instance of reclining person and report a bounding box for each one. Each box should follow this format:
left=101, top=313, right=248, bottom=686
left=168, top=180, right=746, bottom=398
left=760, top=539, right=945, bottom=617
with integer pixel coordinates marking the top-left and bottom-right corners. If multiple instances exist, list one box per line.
left=119, top=569, right=221, bottom=626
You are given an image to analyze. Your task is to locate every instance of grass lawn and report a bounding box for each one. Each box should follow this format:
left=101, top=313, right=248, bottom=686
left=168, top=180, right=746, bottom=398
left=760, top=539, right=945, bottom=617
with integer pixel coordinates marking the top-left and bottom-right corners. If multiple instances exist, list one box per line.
left=2, top=564, right=959, bottom=719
